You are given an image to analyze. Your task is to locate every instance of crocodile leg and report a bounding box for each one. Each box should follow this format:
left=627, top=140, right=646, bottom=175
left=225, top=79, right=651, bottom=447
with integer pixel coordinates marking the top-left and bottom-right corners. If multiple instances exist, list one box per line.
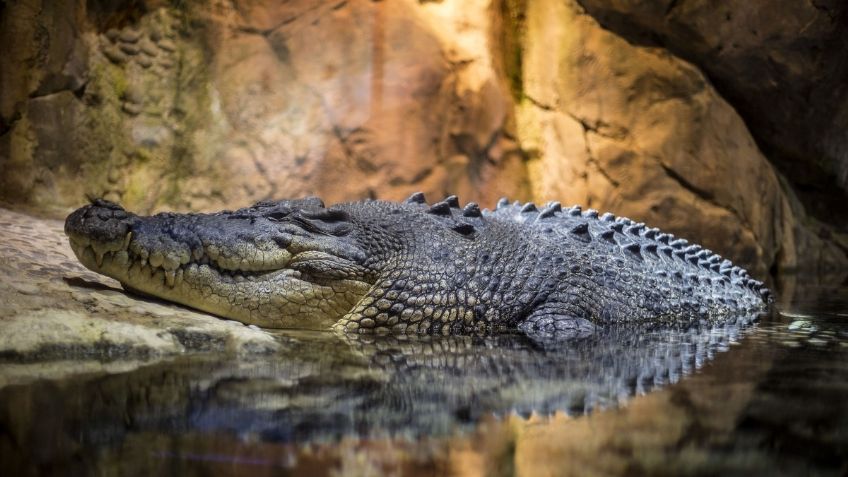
left=517, top=307, right=597, bottom=341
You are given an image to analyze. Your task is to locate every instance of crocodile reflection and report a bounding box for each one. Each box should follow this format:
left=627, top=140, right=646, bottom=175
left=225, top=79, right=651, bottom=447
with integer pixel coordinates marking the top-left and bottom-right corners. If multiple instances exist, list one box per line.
left=0, top=314, right=759, bottom=447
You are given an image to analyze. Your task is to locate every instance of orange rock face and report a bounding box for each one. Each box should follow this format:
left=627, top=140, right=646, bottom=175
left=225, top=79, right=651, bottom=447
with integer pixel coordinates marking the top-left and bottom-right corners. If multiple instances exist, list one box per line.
left=513, top=0, right=847, bottom=275
left=0, top=0, right=844, bottom=274
left=0, top=0, right=528, bottom=214
left=202, top=0, right=526, bottom=207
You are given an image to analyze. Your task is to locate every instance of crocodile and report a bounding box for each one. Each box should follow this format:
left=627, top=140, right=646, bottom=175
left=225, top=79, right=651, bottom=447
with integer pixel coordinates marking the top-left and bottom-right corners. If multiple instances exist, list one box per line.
left=64, top=194, right=771, bottom=339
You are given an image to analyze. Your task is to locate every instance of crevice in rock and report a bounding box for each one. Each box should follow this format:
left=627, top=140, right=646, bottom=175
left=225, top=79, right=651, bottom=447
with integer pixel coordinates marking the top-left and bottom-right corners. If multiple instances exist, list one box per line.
left=658, top=162, right=714, bottom=202
left=523, top=94, right=555, bottom=111
left=0, top=111, right=22, bottom=137
left=451, top=128, right=504, bottom=169
left=657, top=160, right=760, bottom=249
left=809, top=0, right=837, bottom=22
left=232, top=1, right=329, bottom=37
left=332, top=125, right=377, bottom=174
left=0, top=340, right=158, bottom=363
left=27, top=87, right=87, bottom=102
left=583, top=136, right=620, bottom=188
left=563, top=109, right=628, bottom=141
left=664, top=0, right=684, bottom=17
left=245, top=142, right=278, bottom=200
left=523, top=93, right=623, bottom=192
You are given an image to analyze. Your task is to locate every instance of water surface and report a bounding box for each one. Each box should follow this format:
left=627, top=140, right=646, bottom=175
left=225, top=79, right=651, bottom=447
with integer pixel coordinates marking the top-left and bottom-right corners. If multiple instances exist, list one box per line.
left=1, top=275, right=846, bottom=476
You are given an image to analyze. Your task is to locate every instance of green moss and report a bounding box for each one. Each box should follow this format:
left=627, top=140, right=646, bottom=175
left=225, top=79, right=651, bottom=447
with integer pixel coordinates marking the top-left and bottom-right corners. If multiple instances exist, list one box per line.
left=135, top=147, right=157, bottom=164
left=158, top=32, right=214, bottom=209
left=94, top=60, right=130, bottom=100
left=122, top=163, right=160, bottom=210
left=113, top=72, right=129, bottom=99
left=500, top=0, right=527, bottom=101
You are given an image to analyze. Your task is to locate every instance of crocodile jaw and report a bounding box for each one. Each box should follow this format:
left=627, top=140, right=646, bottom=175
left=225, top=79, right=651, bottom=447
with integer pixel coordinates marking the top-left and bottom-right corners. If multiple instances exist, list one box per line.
left=67, top=234, right=371, bottom=329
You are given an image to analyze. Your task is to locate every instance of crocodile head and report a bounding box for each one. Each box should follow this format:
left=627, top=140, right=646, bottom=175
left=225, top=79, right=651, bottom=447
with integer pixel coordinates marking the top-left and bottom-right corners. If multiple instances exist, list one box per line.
left=64, top=198, right=375, bottom=328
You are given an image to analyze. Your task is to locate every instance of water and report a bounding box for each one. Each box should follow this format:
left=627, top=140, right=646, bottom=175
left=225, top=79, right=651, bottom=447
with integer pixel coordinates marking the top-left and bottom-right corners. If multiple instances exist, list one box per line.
left=0, top=275, right=846, bottom=476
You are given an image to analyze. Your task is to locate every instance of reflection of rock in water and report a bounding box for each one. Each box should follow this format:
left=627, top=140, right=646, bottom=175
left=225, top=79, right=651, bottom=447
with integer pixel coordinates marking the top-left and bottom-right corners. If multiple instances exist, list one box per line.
left=0, top=314, right=760, bottom=459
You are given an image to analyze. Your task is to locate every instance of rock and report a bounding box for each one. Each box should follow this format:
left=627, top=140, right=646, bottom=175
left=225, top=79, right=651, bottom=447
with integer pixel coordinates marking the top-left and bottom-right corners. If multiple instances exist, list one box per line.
left=139, top=38, right=158, bottom=57
left=156, top=38, right=176, bottom=52
left=149, top=28, right=162, bottom=42
left=1, top=91, right=85, bottom=207
left=514, top=0, right=846, bottom=274
left=123, top=85, right=143, bottom=105
left=118, top=42, right=140, bottom=56
left=136, top=55, right=153, bottom=68
left=1, top=309, right=184, bottom=359
left=158, top=57, right=175, bottom=69
left=0, top=0, right=526, bottom=214
left=118, top=28, right=141, bottom=43
left=121, top=102, right=142, bottom=116
left=103, top=44, right=127, bottom=64
left=0, top=0, right=89, bottom=119
left=788, top=320, right=813, bottom=331
left=577, top=0, right=848, bottom=226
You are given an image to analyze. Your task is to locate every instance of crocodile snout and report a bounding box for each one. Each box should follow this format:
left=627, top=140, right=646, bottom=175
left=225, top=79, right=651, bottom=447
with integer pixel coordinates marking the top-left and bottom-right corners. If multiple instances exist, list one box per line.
left=65, top=199, right=136, bottom=266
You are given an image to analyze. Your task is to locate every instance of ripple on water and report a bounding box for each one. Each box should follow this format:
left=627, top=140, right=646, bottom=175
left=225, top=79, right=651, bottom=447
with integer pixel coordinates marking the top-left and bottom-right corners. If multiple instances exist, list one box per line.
left=0, top=273, right=846, bottom=476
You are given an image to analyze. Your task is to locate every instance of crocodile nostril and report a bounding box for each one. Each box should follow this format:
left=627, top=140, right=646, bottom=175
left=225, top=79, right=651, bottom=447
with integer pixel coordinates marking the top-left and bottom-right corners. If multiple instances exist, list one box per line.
left=65, top=201, right=136, bottom=245
left=96, top=209, right=128, bottom=221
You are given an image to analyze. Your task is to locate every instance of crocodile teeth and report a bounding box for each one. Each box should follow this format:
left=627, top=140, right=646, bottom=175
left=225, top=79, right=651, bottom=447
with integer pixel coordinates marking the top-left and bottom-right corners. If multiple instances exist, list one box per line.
left=165, top=269, right=176, bottom=287
left=163, top=254, right=181, bottom=271
left=95, top=248, right=106, bottom=267
left=123, top=232, right=133, bottom=250
left=149, top=250, right=165, bottom=268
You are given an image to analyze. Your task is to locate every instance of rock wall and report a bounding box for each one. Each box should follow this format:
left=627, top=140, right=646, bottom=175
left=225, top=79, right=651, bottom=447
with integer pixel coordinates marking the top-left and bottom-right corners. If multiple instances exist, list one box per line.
left=0, top=0, right=526, bottom=215
left=0, top=0, right=845, bottom=274
left=576, top=0, right=848, bottom=224
left=511, top=0, right=847, bottom=275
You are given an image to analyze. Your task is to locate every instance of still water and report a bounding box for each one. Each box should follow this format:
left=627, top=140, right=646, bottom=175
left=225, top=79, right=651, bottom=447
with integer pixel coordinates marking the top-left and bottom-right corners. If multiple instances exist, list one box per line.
left=1, top=275, right=846, bottom=476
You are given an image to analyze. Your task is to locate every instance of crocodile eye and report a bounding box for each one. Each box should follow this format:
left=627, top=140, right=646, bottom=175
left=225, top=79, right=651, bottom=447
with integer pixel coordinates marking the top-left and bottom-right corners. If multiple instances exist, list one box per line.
left=266, top=211, right=289, bottom=221
left=272, top=235, right=292, bottom=248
